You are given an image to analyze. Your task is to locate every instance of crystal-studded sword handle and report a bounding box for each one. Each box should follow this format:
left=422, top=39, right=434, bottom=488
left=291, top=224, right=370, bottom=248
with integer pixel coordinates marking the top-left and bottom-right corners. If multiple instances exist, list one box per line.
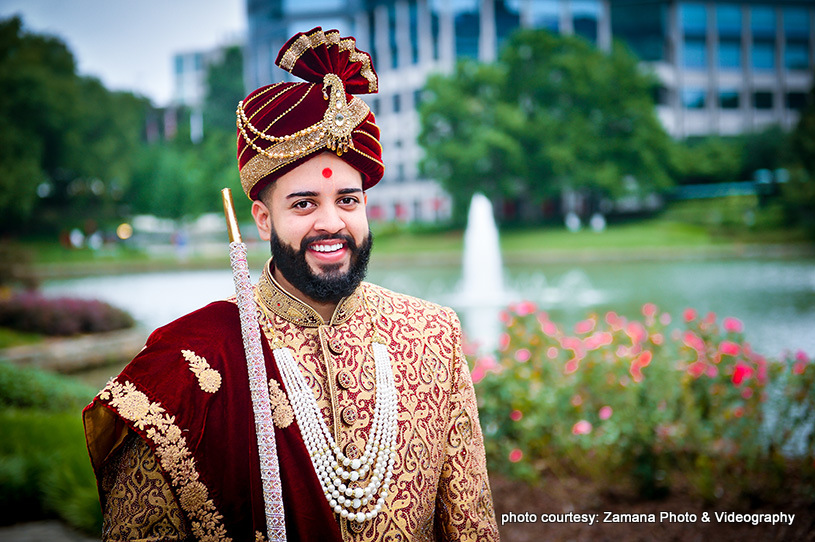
left=221, top=188, right=287, bottom=541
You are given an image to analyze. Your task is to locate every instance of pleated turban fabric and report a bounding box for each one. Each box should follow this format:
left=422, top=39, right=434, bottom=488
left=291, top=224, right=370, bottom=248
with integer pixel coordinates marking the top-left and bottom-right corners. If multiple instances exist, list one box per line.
left=236, top=27, right=384, bottom=199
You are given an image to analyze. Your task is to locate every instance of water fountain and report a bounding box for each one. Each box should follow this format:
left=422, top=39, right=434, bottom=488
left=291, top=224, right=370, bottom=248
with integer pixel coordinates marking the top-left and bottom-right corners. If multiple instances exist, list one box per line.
left=457, top=193, right=514, bottom=351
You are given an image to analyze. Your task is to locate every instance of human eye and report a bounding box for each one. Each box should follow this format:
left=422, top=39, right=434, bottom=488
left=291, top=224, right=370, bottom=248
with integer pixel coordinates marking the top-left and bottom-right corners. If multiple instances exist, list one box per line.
left=292, top=199, right=315, bottom=211
left=338, top=196, right=359, bottom=207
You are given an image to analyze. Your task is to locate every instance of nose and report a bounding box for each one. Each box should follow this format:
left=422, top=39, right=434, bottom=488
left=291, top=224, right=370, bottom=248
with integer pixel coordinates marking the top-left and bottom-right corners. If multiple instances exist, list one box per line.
left=313, top=204, right=346, bottom=234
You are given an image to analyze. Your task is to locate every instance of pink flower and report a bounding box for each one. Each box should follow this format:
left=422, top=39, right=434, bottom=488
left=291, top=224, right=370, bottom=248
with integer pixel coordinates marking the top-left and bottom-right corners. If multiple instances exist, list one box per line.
left=626, top=321, right=647, bottom=345
left=723, top=317, right=744, bottom=333
left=574, top=318, right=596, bottom=335
left=793, top=361, right=807, bottom=375
left=660, top=313, right=672, bottom=325
left=741, top=387, right=754, bottom=400
left=703, top=311, right=717, bottom=324
left=688, top=361, right=706, bottom=378
left=683, top=308, right=697, bottom=322
left=498, top=311, right=511, bottom=324
left=599, top=406, right=613, bottom=420
left=650, top=333, right=664, bottom=346
left=509, top=448, right=523, bottom=463
left=584, top=331, right=613, bottom=350
left=642, top=303, right=657, bottom=317
left=636, top=350, right=653, bottom=367
left=732, top=363, right=754, bottom=386
left=629, top=361, right=644, bottom=382
left=561, top=336, right=582, bottom=352
left=605, top=311, right=624, bottom=331
left=571, top=394, right=583, bottom=407
left=546, top=346, right=559, bottom=359
left=733, top=407, right=744, bottom=418
left=498, top=333, right=510, bottom=351
left=514, top=348, right=531, bottom=363
left=572, top=420, right=592, bottom=435
left=514, top=301, right=537, bottom=316
left=510, top=409, right=523, bottom=422
left=719, top=341, right=740, bottom=357
left=564, top=358, right=580, bottom=374
left=795, top=350, right=810, bottom=363
left=541, top=320, right=558, bottom=336
left=683, top=330, right=705, bottom=352
left=471, top=366, right=486, bottom=384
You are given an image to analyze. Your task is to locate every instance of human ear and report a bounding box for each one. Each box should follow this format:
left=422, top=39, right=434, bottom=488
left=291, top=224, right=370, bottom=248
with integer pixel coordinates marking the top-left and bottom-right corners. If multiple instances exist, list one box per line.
left=251, top=199, right=273, bottom=241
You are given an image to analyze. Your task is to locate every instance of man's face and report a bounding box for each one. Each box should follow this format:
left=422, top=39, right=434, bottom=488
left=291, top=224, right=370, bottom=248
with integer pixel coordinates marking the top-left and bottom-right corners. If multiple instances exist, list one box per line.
left=251, top=152, right=372, bottom=303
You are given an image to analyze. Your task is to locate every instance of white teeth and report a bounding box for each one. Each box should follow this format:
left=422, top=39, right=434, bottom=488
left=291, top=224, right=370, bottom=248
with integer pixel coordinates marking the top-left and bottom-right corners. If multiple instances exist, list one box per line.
left=312, top=243, right=343, bottom=253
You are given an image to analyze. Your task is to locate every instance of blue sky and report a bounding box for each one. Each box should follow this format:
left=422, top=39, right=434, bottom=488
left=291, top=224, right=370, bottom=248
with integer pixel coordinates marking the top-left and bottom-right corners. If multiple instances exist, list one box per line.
left=0, top=0, right=246, bottom=105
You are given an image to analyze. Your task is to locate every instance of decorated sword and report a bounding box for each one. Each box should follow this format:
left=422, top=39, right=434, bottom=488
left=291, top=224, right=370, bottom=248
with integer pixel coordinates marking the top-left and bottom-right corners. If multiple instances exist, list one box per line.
left=221, top=188, right=287, bottom=541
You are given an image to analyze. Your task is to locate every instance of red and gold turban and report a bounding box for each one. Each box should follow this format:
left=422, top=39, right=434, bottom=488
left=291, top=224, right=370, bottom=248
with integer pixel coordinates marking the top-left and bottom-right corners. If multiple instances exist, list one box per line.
left=236, top=27, right=384, bottom=199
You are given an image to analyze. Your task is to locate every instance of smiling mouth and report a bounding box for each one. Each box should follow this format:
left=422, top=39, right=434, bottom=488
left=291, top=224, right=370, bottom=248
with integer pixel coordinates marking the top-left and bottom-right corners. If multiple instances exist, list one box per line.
left=309, top=241, right=346, bottom=254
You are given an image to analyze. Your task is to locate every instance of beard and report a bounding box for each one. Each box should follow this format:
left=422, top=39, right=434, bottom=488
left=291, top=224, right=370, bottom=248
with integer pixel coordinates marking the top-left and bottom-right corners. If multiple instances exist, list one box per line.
left=271, top=229, right=373, bottom=304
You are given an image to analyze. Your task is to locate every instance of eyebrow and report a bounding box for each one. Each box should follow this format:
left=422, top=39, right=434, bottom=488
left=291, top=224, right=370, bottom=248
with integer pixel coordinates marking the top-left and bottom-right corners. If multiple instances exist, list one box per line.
left=285, top=187, right=363, bottom=199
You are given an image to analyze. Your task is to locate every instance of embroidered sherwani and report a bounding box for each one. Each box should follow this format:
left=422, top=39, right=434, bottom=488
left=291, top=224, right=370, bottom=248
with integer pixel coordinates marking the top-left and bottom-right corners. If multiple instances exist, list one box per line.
left=83, top=262, right=499, bottom=541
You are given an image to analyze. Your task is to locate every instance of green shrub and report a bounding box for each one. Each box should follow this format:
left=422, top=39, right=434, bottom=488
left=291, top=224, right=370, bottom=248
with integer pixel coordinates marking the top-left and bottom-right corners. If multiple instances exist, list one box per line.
left=0, top=361, right=96, bottom=410
left=472, top=302, right=814, bottom=504
left=0, top=409, right=101, bottom=533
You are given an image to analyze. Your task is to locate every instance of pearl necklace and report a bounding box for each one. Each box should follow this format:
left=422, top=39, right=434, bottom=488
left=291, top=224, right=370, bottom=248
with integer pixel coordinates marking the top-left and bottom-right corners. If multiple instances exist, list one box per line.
left=259, top=311, right=398, bottom=524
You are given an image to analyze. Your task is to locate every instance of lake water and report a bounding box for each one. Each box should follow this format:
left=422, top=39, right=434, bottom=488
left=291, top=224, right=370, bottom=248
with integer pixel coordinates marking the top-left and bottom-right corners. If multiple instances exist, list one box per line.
left=42, top=256, right=815, bottom=359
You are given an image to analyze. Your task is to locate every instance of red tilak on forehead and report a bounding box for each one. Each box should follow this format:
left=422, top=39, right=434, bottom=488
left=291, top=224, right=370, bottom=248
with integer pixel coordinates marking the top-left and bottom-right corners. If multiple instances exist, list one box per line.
left=322, top=167, right=332, bottom=178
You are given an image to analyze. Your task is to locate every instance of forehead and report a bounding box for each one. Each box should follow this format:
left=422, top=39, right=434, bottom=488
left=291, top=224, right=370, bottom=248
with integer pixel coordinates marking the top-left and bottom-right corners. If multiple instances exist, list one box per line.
left=270, top=152, right=363, bottom=199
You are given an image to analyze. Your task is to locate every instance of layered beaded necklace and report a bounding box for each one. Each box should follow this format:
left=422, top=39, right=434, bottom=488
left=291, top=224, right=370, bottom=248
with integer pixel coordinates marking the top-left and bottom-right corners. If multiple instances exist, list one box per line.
left=258, top=288, right=398, bottom=524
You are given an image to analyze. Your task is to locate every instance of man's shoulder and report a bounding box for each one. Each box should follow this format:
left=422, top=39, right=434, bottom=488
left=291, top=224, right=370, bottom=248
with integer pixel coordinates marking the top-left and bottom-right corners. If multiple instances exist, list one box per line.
left=361, top=282, right=459, bottom=325
left=144, top=299, right=240, bottom=350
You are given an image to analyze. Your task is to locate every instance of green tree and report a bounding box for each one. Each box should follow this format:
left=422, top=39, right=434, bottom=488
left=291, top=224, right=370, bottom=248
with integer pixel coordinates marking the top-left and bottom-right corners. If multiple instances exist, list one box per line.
left=204, top=45, right=244, bottom=135
left=419, top=30, right=675, bottom=223
left=0, top=16, right=150, bottom=234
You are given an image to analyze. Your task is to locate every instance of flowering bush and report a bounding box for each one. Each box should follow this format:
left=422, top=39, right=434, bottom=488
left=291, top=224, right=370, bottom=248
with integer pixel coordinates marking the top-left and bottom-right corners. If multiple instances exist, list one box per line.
left=472, top=302, right=814, bottom=503
left=0, top=292, right=134, bottom=336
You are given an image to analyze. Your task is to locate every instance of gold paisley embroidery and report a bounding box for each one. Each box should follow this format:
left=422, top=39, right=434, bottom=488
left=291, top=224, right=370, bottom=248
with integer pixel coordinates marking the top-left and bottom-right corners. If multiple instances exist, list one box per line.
left=256, top=531, right=267, bottom=542
left=268, top=378, right=294, bottom=428
left=97, top=379, right=232, bottom=542
left=182, top=349, right=222, bottom=393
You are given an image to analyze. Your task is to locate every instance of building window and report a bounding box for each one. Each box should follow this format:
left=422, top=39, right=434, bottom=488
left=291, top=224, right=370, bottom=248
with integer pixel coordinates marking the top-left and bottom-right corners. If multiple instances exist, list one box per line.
left=611, top=2, right=667, bottom=62
left=784, top=8, right=810, bottom=70
left=716, top=4, right=741, bottom=39
left=174, top=55, right=184, bottom=75
left=681, top=3, right=707, bottom=38
left=783, top=7, right=809, bottom=40
left=389, top=4, right=399, bottom=69
left=681, top=88, right=706, bottom=109
left=529, top=0, right=559, bottom=32
left=409, top=1, right=419, bottom=64
left=750, top=6, right=776, bottom=40
left=572, top=0, right=600, bottom=44
left=684, top=38, right=707, bottom=68
left=718, top=39, right=741, bottom=69
left=652, top=85, right=670, bottom=106
left=752, top=40, right=775, bottom=70
left=786, top=42, right=810, bottom=70
left=786, top=92, right=807, bottom=111
left=753, top=91, right=773, bottom=110
left=393, top=93, right=401, bottom=113
left=719, top=89, right=739, bottom=109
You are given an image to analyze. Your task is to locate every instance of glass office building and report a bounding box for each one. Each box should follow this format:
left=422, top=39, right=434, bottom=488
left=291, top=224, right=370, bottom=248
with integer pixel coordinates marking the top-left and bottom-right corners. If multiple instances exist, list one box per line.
left=244, top=0, right=813, bottom=222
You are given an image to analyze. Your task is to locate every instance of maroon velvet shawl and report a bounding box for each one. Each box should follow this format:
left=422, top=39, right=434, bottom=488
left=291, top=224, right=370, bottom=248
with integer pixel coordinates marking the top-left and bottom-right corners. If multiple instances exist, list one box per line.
left=84, top=301, right=342, bottom=541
